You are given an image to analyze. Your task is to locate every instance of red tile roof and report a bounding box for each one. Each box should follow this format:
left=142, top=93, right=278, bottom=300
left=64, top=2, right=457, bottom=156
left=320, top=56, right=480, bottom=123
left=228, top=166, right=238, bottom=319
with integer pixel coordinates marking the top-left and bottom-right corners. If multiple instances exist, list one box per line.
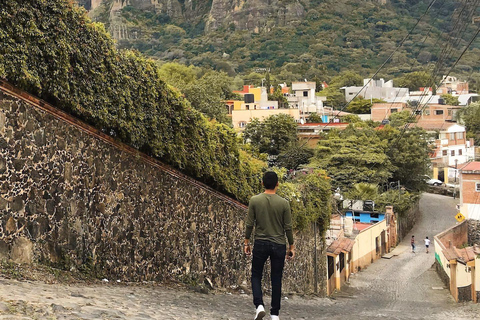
left=353, top=222, right=372, bottom=231
left=461, top=162, right=480, bottom=173
left=327, top=237, right=355, bottom=255
left=443, top=246, right=476, bottom=263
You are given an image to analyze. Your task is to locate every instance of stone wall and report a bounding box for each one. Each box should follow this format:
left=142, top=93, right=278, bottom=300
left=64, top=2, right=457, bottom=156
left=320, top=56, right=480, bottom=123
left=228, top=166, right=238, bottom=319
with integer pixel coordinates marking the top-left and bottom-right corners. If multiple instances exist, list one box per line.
left=397, top=201, right=420, bottom=241
left=0, top=84, right=326, bottom=294
left=468, top=220, right=480, bottom=245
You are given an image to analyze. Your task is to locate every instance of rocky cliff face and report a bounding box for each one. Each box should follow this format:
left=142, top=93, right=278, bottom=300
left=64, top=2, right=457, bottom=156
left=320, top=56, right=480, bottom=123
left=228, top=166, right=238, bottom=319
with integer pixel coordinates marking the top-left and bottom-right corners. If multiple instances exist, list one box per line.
left=79, top=0, right=307, bottom=33
left=206, top=0, right=306, bottom=32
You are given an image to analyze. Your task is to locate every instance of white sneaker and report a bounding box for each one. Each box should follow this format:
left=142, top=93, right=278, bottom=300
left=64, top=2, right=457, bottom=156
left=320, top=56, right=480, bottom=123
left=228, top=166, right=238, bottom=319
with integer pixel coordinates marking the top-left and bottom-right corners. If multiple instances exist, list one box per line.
left=271, top=316, right=280, bottom=320
left=255, top=305, right=266, bottom=320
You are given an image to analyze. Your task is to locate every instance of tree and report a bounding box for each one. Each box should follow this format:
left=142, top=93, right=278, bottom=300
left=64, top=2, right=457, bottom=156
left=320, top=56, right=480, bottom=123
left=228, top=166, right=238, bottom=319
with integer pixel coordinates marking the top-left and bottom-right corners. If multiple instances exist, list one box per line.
left=276, top=142, right=314, bottom=170
left=309, top=126, right=394, bottom=190
left=457, top=102, right=480, bottom=143
left=330, top=71, right=363, bottom=87
left=346, top=98, right=385, bottom=114
left=277, top=170, right=332, bottom=231
left=158, top=64, right=234, bottom=124
left=388, top=110, right=415, bottom=127
left=268, top=88, right=289, bottom=109
left=376, top=126, right=432, bottom=191
left=440, top=94, right=459, bottom=106
left=341, top=114, right=362, bottom=123
left=158, top=62, right=200, bottom=88
left=394, top=71, right=432, bottom=91
left=243, top=114, right=298, bottom=156
left=346, top=183, right=379, bottom=200
left=307, top=112, right=323, bottom=123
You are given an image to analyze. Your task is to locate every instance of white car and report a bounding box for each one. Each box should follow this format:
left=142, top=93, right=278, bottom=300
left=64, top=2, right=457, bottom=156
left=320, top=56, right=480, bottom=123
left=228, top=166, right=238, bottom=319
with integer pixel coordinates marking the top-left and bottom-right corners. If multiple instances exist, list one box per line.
left=426, top=179, right=443, bottom=186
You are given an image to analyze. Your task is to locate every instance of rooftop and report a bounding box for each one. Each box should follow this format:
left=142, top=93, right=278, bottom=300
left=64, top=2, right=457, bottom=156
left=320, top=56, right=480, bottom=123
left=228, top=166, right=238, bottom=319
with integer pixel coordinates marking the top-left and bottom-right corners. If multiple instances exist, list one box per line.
left=327, top=237, right=355, bottom=255
left=461, top=161, right=480, bottom=173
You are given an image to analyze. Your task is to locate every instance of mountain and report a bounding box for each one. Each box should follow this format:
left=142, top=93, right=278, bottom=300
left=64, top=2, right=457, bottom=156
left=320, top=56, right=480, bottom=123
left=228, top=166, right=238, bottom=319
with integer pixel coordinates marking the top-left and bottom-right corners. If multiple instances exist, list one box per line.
left=78, top=0, right=480, bottom=84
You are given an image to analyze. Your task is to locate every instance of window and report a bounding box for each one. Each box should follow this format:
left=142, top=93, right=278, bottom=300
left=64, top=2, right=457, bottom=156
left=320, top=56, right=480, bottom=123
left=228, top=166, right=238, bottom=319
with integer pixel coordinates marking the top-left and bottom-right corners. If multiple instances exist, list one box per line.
left=424, top=109, right=430, bottom=115
left=239, top=121, right=247, bottom=128
left=245, top=105, right=250, bottom=110
left=328, top=256, right=335, bottom=279
left=303, top=91, right=308, bottom=97
left=451, top=150, right=455, bottom=156
left=450, top=133, right=455, bottom=140
left=435, top=110, right=444, bottom=115
left=391, top=108, right=398, bottom=113
left=442, top=150, right=448, bottom=156
left=476, top=183, right=480, bottom=192
left=459, top=149, right=463, bottom=155
left=457, top=132, right=464, bottom=139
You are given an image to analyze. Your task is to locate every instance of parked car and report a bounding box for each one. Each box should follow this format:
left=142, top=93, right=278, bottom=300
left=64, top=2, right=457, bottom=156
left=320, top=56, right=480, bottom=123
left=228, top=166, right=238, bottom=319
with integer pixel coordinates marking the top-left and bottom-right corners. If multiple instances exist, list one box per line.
left=426, top=178, right=443, bottom=186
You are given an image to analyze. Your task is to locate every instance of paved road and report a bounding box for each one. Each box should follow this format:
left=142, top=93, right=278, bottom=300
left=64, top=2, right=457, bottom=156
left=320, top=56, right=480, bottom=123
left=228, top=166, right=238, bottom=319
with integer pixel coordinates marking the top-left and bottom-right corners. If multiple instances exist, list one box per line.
left=1, top=193, right=480, bottom=319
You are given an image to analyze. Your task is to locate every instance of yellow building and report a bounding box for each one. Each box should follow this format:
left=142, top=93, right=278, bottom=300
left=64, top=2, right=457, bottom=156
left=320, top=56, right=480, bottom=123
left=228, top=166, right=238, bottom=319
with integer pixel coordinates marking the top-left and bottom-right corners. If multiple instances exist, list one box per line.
left=232, top=109, right=300, bottom=130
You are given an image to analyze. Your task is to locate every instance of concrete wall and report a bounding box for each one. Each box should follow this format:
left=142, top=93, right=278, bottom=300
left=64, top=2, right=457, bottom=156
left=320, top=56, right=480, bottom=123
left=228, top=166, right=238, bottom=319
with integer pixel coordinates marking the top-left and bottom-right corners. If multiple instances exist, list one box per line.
left=0, top=84, right=326, bottom=294
left=351, top=220, right=387, bottom=272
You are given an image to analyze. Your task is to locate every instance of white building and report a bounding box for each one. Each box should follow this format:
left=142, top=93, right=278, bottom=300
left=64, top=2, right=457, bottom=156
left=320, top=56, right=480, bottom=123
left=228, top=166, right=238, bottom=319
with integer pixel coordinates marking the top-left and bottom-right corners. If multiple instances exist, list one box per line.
left=431, top=124, right=475, bottom=182
left=287, top=82, right=327, bottom=123
left=342, top=78, right=409, bottom=102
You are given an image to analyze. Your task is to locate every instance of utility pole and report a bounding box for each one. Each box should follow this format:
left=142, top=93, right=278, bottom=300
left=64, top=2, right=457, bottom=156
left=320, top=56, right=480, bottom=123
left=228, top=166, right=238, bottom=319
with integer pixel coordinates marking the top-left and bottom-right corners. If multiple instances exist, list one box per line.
left=454, top=159, right=458, bottom=199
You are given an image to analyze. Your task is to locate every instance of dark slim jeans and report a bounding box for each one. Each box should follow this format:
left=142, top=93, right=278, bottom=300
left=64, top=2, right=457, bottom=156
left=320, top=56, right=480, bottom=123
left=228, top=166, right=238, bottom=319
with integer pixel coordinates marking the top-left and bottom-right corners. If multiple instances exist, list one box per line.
left=251, top=239, right=286, bottom=316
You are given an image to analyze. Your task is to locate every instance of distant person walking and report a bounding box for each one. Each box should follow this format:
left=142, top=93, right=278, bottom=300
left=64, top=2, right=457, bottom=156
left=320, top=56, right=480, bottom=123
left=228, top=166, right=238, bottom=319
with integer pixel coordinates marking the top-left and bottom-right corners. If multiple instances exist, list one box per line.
left=244, top=171, right=295, bottom=320
left=424, top=236, right=430, bottom=253
left=411, top=235, right=415, bottom=253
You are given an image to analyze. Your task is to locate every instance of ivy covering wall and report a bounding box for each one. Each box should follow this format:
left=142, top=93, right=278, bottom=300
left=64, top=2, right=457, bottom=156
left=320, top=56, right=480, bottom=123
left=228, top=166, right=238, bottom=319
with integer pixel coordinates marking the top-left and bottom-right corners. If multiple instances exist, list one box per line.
left=0, top=0, right=265, bottom=203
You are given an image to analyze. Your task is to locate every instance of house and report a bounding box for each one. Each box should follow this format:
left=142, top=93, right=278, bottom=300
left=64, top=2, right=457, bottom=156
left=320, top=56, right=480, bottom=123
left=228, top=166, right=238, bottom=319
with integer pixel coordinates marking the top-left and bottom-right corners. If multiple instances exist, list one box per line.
left=229, top=86, right=285, bottom=130
left=326, top=205, right=397, bottom=295
left=437, top=75, right=469, bottom=95
left=433, top=163, right=480, bottom=302
left=342, top=78, right=409, bottom=102
left=370, top=102, right=462, bottom=129
left=459, top=162, right=480, bottom=220
left=287, top=81, right=327, bottom=123
left=370, top=102, right=409, bottom=122
left=431, top=124, right=475, bottom=182
left=297, top=122, right=350, bottom=147
left=434, top=220, right=480, bottom=302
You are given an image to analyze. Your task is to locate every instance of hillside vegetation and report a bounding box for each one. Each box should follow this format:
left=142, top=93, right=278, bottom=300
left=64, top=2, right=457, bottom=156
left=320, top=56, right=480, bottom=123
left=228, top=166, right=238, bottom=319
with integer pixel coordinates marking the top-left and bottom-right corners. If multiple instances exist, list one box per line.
left=0, top=0, right=265, bottom=203
left=89, top=0, right=480, bottom=86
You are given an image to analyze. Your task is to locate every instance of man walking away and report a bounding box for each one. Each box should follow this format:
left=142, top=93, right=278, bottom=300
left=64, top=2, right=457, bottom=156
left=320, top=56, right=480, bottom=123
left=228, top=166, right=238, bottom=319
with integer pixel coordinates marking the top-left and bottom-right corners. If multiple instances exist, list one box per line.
left=244, top=171, right=295, bottom=320
left=424, top=236, right=430, bottom=253
left=411, top=235, right=415, bottom=253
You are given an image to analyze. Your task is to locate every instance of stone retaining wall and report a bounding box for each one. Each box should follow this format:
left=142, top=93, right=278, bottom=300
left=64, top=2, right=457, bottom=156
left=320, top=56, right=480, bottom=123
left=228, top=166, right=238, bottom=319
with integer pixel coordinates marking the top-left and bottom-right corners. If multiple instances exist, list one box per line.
left=397, top=201, right=420, bottom=241
left=468, top=220, right=480, bottom=245
left=0, top=85, right=326, bottom=294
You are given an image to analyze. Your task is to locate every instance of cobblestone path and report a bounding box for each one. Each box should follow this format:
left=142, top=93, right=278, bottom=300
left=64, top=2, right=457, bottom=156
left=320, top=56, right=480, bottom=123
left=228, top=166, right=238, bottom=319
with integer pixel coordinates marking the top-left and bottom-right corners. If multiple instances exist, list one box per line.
left=1, top=194, right=480, bottom=319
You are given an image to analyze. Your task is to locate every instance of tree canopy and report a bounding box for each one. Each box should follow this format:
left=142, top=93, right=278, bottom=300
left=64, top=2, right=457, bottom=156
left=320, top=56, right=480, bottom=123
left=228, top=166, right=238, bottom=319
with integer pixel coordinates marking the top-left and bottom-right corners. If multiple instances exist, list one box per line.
left=243, top=114, right=298, bottom=156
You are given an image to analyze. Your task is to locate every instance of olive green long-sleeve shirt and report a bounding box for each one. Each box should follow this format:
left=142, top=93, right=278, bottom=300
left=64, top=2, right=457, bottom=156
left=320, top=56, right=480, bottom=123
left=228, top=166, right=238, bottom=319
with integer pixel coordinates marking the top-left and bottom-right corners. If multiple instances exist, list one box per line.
left=245, top=193, right=294, bottom=245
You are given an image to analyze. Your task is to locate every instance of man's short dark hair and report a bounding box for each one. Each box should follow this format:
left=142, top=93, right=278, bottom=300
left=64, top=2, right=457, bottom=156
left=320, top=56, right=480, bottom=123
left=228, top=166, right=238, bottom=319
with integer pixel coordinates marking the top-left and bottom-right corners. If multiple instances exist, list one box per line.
left=263, top=171, right=278, bottom=190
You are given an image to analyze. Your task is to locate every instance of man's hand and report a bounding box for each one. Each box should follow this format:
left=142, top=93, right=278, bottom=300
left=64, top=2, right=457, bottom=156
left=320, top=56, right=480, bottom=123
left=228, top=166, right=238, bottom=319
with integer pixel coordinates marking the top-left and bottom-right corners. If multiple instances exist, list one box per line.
left=286, top=245, right=295, bottom=261
left=244, top=240, right=252, bottom=256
